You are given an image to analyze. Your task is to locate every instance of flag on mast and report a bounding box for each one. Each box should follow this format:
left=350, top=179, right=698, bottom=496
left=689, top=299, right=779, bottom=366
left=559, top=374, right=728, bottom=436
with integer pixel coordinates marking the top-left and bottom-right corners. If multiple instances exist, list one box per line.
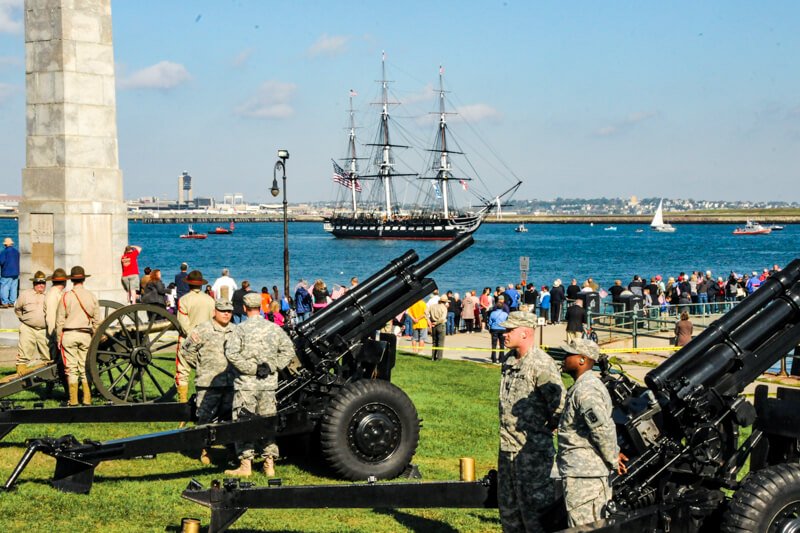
left=332, top=159, right=362, bottom=192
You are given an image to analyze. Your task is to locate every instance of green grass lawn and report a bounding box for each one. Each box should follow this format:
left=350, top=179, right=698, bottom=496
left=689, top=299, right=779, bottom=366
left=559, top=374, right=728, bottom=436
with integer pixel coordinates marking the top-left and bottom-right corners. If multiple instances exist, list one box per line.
left=0, top=353, right=506, bottom=532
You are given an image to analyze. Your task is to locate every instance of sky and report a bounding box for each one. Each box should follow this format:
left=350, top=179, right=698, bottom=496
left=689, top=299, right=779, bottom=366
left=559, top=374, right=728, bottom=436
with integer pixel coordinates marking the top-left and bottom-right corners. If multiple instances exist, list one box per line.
left=0, top=0, right=799, bottom=203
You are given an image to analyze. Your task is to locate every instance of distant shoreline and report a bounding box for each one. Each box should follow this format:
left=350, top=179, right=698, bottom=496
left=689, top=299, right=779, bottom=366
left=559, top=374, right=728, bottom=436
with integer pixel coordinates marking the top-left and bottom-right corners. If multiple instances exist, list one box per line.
left=1, top=212, right=798, bottom=224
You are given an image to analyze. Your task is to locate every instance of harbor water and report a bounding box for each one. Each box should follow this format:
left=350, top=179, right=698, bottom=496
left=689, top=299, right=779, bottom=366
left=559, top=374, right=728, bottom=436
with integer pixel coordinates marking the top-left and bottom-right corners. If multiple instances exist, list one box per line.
left=0, top=219, right=797, bottom=296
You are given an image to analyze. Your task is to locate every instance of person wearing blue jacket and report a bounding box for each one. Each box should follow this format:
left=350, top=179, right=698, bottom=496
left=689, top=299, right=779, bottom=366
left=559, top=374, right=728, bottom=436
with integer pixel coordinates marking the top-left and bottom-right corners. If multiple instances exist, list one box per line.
left=293, top=280, right=313, bottom=323
left=487, top=304, right=509, bottom=364
left=0, top=237, right=20, bottom=306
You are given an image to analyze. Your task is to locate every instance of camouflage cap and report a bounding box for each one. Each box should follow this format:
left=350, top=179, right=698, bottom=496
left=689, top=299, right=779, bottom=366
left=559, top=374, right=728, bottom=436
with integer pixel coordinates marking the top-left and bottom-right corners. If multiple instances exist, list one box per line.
left=499, top=311, right=537, bottom=329
left=560, top=338, right=601, bottom=360
left=214, top=298, right=234, bottom=311
left=243, top=292, right=261, bottom=309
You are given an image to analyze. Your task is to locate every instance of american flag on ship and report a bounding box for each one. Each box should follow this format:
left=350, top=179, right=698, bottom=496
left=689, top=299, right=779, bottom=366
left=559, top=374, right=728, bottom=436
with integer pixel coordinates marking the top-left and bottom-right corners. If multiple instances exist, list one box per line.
left=332, top=160, right=362, bottom=192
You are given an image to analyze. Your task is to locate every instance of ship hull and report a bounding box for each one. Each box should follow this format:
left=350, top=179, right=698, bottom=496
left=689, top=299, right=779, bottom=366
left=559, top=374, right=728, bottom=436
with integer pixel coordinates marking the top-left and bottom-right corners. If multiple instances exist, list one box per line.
left=325, top=215, right=482, bottom=240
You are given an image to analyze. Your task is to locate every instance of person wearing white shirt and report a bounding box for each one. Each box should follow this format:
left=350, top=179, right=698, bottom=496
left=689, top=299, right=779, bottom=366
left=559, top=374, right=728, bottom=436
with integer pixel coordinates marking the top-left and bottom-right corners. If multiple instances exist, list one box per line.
left=211, top=268, right=238, bottom=300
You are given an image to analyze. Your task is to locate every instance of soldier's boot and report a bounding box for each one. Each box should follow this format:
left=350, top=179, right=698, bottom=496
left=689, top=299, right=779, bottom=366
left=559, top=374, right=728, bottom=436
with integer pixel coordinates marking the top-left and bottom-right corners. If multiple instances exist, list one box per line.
left=67, top=382, right=79, bottom=406
left=224, top=459, right=252, bottom=477
left=81, top=380, right=92, bottom=405
left=177, top=384, right=189, bottom=403
left=200, top=449, right=211, bottom=465
left=263, top=456, right=275, bottom=477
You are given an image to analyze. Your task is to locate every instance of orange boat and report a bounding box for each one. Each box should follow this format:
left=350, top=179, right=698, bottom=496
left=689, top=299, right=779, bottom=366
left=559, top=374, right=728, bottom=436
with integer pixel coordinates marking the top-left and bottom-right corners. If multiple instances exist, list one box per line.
left=209, top=221, right=235, bottom=235
left=180, top=225, right=207, bottom=239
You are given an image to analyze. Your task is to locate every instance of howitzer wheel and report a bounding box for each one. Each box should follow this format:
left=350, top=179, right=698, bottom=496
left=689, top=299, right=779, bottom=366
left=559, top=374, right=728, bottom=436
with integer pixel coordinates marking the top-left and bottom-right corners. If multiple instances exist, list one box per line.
left=98, top=299, right=124, bottom=318
left=320, top=380, right=420, bottom=481
left=87, top=304, right=184, bottom=404
left=722, top=463, right=800, bottom=532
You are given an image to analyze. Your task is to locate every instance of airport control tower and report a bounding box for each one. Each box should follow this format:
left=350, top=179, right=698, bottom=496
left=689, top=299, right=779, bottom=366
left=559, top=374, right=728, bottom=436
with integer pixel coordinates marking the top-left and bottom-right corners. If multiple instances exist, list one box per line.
left=178, top=171, right=193, bottom=207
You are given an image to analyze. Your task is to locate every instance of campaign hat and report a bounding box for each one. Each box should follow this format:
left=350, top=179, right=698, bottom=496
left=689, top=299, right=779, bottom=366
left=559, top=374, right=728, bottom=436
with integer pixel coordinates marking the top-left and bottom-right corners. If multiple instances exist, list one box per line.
left=30, top=271, right=47, bottom=283
left=68, top=266, right=90, bottom=280
left=186, top=270, right=207, bottom=286
left=560, top=338, right=601, bottom=361
left=47, top=268, right=68, bottom=282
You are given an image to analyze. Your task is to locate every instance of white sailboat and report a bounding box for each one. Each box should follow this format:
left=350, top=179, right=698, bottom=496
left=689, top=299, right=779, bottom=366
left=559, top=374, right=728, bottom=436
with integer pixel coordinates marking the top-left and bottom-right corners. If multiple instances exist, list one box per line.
left=650, top=199, right=676, bottom=233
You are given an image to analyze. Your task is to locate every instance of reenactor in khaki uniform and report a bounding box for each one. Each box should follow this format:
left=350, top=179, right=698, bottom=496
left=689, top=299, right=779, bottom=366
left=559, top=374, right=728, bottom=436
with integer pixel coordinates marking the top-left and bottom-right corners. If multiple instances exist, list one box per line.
left=557, top=339, right=623, bottom=527
left=44, top=268, right=68, bottom=370
left=497, top=311, right=565, bottom=533
left=179, top=298, right=235, bottom=464
left=175, top=270, right=215, bottom=402
left=224, top=292, right=296, bottom=477
left=12, top=271, right=49, bottom=375
left=55, top=266, right=100, bottom=406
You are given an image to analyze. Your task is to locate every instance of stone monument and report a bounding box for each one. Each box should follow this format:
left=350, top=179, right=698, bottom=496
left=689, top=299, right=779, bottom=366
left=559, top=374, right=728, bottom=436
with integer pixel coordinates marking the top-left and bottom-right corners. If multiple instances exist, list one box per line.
left=19, top=0, right=127, bottom=301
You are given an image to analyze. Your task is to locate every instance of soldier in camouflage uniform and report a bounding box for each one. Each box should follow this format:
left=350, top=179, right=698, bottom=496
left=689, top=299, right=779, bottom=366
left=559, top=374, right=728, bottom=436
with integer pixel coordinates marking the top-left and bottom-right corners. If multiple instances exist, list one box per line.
left=498, top=311, right=566, bottom=532
left=557, top=338, right=619, bottom=527
left=179, top=298, right=236, bottom=465
left=224, top=292, right=296, bottom=477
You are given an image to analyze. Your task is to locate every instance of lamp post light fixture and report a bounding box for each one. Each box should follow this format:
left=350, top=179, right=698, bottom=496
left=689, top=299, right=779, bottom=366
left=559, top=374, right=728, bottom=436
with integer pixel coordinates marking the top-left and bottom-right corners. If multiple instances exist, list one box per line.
left=271, top=149, right=290, bottom=301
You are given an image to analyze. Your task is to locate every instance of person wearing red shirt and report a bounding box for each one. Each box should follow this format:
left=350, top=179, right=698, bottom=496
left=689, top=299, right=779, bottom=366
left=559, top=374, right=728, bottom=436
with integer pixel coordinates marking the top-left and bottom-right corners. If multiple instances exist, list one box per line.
left=120, top=245, right=142, bottom=303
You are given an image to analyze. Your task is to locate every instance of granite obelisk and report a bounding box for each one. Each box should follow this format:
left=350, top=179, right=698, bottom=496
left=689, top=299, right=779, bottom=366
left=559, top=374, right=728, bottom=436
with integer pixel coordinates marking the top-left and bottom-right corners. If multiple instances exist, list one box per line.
left=19, top=0, right=127, bottom=300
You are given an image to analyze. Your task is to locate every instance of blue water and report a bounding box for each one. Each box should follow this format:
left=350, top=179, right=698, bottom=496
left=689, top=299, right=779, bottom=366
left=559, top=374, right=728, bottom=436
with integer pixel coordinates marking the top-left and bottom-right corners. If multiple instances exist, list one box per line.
left=0, top=219, right=797, bottom=295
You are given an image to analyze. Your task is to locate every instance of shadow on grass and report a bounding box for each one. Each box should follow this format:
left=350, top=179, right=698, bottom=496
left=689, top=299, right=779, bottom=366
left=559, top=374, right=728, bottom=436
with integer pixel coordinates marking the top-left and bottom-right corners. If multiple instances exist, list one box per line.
left=374, top=508, right=459, bottom=532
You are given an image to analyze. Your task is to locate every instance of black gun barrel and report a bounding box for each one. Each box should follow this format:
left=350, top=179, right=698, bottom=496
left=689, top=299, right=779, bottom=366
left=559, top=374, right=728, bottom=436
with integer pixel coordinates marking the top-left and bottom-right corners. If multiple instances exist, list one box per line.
left=646, top=258, right=800, bottom=392
left=296, top=249, right=418, bottom=335
left=295, top=234, right=474, bottom=357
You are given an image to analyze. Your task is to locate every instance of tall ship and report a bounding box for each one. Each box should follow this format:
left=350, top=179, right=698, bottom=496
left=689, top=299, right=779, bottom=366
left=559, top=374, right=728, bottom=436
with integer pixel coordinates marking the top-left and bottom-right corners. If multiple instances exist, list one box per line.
left=324, top=55, right=520, bottom=240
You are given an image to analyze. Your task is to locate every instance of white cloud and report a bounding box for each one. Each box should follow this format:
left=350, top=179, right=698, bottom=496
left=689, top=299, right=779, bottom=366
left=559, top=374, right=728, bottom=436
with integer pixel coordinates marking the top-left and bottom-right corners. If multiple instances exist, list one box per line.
left=232, top=48, right=254, bottom=67
left=307, top=34, right=349, bottom=58
left=0, top=55, right=21, bottom=68
left=595, top=111, right=657, bottom=137
left=0, top=82, right=17, bottom=105
left=235, top=81, right=296, bottom=119
left=452, top=103, right=503, bottom=123
left=0, top=0, right=22, bottom=35
left=118, top=61, right=191, bottom=90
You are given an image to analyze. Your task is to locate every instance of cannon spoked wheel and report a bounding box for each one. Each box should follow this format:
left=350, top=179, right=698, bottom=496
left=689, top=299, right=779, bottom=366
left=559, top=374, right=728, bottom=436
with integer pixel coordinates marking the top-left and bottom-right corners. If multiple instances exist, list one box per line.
left=320, top=380, right=420, bottom=480
left=87, top=304, right=185, bottom=404
left=98, top=299, right=124, bottom=319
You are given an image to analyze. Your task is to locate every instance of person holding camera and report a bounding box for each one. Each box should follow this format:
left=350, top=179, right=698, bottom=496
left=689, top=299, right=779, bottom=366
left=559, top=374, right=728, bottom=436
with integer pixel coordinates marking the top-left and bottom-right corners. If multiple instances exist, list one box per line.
left=224, top=292, right=296, bottom=478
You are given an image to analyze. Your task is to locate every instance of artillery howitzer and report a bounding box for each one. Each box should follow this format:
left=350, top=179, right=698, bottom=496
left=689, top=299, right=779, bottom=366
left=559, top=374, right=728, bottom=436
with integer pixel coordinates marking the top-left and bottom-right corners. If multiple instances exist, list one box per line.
left=181, top=258, right=800, bottom=532
left=0, top=234, right=474, bottom=493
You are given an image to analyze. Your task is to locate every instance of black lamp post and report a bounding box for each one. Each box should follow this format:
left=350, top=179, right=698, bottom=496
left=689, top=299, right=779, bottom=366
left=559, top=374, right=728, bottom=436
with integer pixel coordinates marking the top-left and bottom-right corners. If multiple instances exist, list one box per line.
left=271, top=149, right=290, bottom=301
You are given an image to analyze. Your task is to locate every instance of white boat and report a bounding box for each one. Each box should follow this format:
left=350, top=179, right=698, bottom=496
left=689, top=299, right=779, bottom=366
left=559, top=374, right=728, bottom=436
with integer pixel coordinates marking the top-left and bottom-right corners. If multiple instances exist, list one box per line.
left=604, top=226, right=617, bottom=231
left=733, top=221, right=771, bottom=235
left=515, top=224, right=528, bottom=233
left=650, top=199, right=676, bottom=233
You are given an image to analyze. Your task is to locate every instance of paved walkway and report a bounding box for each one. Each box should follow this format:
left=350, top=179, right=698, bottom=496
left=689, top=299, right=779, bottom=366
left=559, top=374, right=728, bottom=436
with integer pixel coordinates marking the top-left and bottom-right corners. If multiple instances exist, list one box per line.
left=398, top=322, right=800, bottom=396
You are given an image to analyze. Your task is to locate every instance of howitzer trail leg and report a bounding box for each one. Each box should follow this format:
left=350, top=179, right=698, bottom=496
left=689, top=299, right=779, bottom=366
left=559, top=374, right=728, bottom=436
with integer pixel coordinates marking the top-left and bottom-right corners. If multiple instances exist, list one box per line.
left=52, top=455, right=97, bottom=494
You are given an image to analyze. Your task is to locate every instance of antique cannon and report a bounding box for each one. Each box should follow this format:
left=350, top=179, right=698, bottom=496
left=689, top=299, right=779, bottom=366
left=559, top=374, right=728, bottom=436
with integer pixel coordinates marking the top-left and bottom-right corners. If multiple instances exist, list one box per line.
left=0, top=300, right=182, bottom=404
left=1, top=234, right=475, bottom=493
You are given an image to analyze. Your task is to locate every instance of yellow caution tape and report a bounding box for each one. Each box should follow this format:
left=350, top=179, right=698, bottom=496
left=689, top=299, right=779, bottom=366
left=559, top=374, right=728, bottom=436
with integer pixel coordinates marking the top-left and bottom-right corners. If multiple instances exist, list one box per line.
left=0, top=329, right=18, bottom=333
left=398, top=344, right=680, bottom=354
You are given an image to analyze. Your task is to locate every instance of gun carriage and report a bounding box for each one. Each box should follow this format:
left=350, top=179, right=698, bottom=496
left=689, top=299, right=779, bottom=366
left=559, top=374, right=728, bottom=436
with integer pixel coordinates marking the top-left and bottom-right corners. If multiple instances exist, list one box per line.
left=1, top=234, right=475, bottom=493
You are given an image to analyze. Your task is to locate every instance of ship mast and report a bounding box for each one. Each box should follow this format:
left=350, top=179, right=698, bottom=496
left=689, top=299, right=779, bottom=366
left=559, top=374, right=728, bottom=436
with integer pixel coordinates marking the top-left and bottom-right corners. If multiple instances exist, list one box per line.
left=378, top=53, right=393, bottom=218
left=436, top=66, right=451, bottom=219
left=347, top=91, right=358, bottom=216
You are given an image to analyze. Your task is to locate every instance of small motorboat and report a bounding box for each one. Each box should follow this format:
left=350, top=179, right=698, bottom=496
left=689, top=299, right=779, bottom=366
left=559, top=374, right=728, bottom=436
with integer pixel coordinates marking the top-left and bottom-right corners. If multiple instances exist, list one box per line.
left=733, top=221, right=771, bottom=235
left=515, top=223, right=528, bottom=233
left=180, top=225, right=207, bottom=239
left=604, top=226, right=617, bottom=231
left=769, top=224, right=785, bottom=231
left=635, top=228, right=644, bottom=233
left=210, top=221, right=235, bottom=235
